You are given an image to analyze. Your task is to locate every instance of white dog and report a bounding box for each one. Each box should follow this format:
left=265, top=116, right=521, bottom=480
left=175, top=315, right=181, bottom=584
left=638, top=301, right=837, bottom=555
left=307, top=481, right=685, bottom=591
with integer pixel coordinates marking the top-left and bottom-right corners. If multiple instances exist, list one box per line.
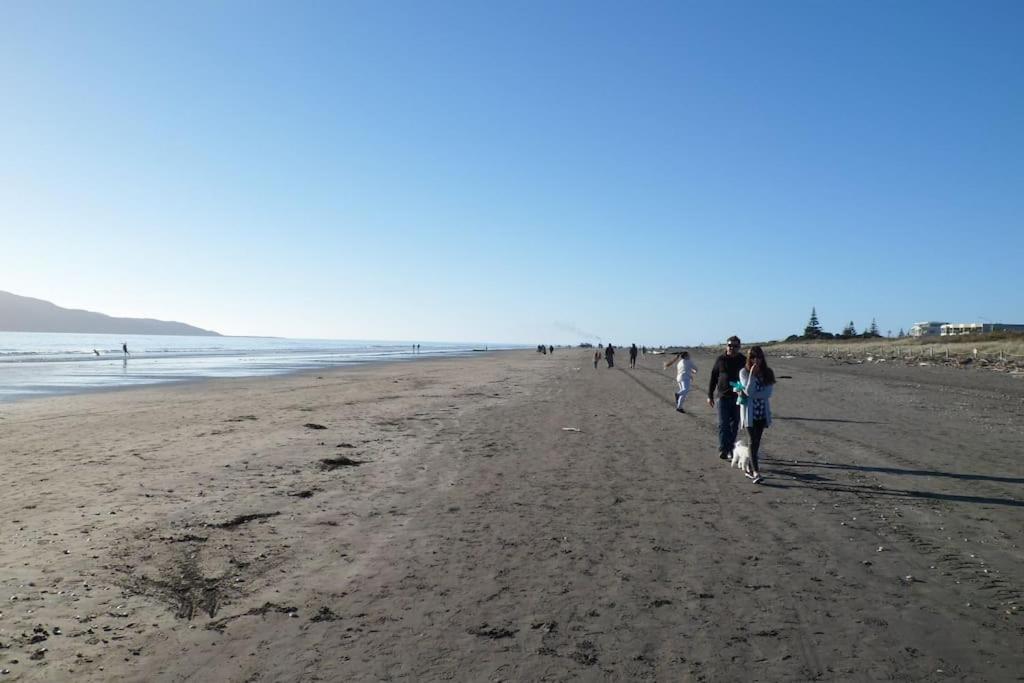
left=730, top=441, right=751, bottom=472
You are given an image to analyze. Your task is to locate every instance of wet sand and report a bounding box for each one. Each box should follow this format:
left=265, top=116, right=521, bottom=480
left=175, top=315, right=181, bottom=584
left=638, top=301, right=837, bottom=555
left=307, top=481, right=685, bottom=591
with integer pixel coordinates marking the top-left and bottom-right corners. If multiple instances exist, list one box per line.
left=0, top=349, right=1021, bottom=681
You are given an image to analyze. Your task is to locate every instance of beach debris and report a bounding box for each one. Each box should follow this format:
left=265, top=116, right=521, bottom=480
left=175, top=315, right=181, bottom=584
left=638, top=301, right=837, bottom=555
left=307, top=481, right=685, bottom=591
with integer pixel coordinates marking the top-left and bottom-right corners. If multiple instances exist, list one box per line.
left=561, top=427, right=581, bottom=432
left=335, top=443, right=356, bottom=449
left=164, top=533, right=208, bottom=544
left=468, top=623, right=517, bottom=639
left=209, top=512, right=280, bottom=529
left=287, top=489, right=317, bottom=498
left=571, top=640, right=599, bottom=666
left=531, top=620, right=557, bottom=633
left=29, top=648, right=47, bottom=660
left=877, top=546, right=886, bottom=552
left=310, top=606, right=341, bottom=622
left=225, top=415, right=258, bottom=422
left=319, top=456, right=365, bottom=470
left=304, top=423, right=327, bottom=430
left=205, top=603, right=299, bottom=632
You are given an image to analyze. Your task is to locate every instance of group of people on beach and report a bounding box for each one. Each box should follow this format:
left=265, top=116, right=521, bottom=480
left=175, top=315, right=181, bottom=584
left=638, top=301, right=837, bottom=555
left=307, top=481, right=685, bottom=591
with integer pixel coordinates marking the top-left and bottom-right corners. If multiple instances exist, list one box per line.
left=592, top=343, right=644, bottom=369
left=664, top=336, right=775, bottom=484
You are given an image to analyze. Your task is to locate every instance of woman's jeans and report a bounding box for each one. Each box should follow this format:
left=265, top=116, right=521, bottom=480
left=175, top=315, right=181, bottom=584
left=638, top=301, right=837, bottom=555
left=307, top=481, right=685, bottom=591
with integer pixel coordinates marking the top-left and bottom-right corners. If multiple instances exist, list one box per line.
left=747, top=418, right=768, bottom=471
left=717, top=398, right=741, bottom=456
left=675, top=381, right=690, bottom=409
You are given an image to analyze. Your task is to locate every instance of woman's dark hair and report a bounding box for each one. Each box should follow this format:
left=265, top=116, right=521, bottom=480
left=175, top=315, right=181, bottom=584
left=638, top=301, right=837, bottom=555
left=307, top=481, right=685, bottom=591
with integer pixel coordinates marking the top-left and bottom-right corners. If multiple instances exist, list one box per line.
left=745, top=345, right=776, bottom=384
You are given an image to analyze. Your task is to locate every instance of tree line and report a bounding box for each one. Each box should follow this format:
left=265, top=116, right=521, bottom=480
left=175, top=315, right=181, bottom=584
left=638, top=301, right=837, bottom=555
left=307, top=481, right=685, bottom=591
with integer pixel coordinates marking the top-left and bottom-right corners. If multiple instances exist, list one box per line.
left=786, top=307, right=902, bottom=341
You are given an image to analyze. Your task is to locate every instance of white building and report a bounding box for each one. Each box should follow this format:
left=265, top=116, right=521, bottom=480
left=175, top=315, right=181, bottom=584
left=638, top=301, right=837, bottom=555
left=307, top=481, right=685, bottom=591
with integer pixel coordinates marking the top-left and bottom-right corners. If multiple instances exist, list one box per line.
left=909, top=321, right=947, bottom=337
left=940, top=322, right=1024, bottom=336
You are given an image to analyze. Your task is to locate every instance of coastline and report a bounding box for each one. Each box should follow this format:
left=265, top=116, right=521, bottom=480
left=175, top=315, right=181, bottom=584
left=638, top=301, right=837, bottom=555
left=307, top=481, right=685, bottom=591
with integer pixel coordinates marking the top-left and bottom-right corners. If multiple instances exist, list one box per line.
left=0, top=332, right=511, bottom=403
left=0, top=350, right=492, bottom=406
left=1, top=349, right=1020, bottom=681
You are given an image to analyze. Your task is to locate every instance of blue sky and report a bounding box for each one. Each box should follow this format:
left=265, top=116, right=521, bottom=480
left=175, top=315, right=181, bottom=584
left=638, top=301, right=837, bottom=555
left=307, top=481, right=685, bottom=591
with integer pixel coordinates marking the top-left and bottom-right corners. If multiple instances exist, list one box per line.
left=2, top=1, right=1021, bottom=345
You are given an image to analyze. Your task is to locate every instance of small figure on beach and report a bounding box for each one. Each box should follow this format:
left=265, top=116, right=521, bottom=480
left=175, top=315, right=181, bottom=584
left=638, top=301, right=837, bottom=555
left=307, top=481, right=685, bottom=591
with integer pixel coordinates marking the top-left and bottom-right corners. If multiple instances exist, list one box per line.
left=629, top=344, right=638, bottom=369
left=593, top=349, right=601, bottom=369
left=549, top=345, right=554, bottom=355
left=605, top=343, right=615, bottom=368
left=707, top=336, right=745, bottom=461
left=93, top=349, right=100, bottom=356
left=737, top=346, right=775, bottom=484
left=122, top=342, right=130, bottom=357
left=665, top=350, right=697, bottom=412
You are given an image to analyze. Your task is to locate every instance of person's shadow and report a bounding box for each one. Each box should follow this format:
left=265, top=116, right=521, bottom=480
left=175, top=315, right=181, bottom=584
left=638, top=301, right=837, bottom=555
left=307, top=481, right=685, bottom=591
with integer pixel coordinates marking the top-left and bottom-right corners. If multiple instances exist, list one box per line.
left=774, top=415, right=881, bottom=425
left=760, top=458, right=1023, bottom=507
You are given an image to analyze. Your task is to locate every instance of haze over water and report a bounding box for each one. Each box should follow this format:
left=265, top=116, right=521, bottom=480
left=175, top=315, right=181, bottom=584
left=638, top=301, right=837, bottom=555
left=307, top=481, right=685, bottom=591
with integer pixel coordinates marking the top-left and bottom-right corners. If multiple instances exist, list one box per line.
left=0, top=332, right=508, bottom=402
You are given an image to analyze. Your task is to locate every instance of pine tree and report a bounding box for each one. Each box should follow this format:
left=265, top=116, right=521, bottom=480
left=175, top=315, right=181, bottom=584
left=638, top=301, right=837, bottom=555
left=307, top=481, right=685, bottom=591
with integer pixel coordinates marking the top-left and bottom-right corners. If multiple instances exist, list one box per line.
left=898, top=328, right=905, bottom=338
left=842, top=321, right=856, bottom=337
left=869, top=318, right=880, bottom=336
left=804, top=307, right=823, bottom=338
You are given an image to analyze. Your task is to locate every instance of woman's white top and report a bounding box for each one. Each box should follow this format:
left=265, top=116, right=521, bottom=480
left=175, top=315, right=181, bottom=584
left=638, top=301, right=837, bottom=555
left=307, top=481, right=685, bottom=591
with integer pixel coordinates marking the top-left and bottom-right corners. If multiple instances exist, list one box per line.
left=676, top=358, right=697, bottom=383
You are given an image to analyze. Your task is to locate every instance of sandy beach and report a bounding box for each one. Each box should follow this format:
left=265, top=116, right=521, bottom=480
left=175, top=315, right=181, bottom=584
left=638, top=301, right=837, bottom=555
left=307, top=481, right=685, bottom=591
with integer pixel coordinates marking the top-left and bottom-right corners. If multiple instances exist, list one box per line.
left=0, top=349, right=1021, bottom=681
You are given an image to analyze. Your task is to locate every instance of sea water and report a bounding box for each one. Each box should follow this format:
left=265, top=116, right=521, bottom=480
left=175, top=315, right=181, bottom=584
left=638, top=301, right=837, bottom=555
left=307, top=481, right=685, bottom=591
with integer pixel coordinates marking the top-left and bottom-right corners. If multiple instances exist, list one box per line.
left=0, top=332, right=505, bottom=402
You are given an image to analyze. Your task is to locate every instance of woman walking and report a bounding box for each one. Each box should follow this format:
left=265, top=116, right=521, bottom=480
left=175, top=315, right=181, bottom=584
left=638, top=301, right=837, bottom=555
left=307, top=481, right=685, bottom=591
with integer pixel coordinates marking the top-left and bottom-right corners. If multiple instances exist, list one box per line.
left=738, top=345, right=775, bottom=484
left=664, top=351, right=698, bottom=413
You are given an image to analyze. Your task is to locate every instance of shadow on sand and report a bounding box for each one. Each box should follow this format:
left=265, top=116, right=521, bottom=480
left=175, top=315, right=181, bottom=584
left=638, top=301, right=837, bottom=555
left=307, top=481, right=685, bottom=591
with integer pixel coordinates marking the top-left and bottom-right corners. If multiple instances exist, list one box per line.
left=774, top=415, right=882, bottom=425
left=760, top=461, right=1023, bottom=508
left=769, top=458, right=1024, bottom=485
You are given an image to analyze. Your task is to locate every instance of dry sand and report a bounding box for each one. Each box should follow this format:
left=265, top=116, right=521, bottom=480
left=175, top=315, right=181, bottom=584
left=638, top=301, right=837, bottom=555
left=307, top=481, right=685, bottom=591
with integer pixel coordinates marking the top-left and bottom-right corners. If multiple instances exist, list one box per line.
left=0, top=350, right=1021, bottom=681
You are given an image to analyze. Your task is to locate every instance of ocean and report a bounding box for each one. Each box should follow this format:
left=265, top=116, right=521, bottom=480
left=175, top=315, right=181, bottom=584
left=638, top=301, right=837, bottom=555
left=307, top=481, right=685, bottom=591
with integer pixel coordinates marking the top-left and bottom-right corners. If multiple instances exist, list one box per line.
left=0, top=332, right=508, bottom=402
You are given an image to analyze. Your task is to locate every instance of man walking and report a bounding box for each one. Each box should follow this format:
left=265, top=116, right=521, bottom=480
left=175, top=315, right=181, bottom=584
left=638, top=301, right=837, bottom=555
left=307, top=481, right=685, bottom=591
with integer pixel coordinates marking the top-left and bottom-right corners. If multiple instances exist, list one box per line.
left=707, top=335, right=746, bottom=460
left=629, top=343, right=638, bottom=369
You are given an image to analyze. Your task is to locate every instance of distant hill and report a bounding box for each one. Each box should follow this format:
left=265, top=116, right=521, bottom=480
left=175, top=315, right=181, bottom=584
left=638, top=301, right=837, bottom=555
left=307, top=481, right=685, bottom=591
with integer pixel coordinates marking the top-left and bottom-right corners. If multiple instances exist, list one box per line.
left=0, top=291, right=221, bottom=336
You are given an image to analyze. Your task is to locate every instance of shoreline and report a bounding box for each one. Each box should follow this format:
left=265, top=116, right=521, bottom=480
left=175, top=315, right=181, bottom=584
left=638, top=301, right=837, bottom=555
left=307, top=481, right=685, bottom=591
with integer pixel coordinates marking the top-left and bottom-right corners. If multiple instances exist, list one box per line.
left=0, top=348, right=510, bottom=405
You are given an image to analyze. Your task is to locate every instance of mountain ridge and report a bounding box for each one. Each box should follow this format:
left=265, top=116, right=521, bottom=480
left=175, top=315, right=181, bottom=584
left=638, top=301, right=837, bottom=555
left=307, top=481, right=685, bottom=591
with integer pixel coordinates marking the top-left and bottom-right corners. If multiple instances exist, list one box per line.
left=0, top=290, right=221, bottom=336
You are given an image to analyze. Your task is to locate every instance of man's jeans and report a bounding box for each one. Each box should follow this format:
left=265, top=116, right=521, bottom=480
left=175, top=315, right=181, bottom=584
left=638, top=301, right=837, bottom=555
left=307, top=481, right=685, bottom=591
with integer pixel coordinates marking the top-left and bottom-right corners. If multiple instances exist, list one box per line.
left=717, top=397, right=741, bottom=456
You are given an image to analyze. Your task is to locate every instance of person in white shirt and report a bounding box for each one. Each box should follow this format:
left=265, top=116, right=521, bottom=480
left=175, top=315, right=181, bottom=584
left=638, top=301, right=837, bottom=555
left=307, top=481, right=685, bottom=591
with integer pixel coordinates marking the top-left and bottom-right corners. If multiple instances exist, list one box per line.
left=664, top=351, right=698, bottom=413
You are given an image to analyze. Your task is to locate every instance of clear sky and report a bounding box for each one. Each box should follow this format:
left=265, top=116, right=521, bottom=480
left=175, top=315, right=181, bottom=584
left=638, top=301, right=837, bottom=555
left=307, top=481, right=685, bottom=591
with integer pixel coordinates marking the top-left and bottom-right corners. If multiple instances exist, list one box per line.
left=2, top=1, right=1022, bottom=345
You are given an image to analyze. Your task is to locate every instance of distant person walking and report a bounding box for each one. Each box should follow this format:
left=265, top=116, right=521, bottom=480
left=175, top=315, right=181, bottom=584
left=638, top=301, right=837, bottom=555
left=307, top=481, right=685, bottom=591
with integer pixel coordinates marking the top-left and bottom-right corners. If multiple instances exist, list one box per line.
left=605, top=344, right=615, bottom=368
left=665, top=351, right=698, bottom=413
left=737, top=346, right=775, bottom=484
left=122, top=342, right=130, bottom=357
left=593, top=349, right=601, bottom=369
left=629, top=344, right=638, bottom=368
left=707, top=336, right=746, bottom=460
left=549, top=345, right=554, bottom=355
